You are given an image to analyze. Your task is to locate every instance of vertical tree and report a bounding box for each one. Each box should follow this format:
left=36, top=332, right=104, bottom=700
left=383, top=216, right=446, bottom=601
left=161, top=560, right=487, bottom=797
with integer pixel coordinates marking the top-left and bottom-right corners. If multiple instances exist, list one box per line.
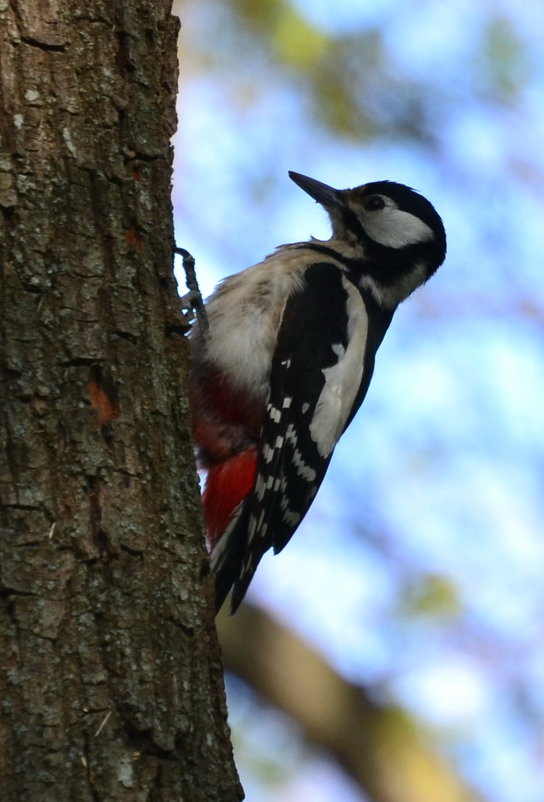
left=0, top=2, right=241, bottom=799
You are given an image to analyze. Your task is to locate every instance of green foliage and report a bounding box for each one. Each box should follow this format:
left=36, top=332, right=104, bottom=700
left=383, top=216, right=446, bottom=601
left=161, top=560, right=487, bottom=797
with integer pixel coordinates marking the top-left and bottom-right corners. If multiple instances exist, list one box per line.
left=481, top=15, right=526, bottom=100
left=401, top=574, right=462, bottom=621
left=228, top=0, right=329, bottom=70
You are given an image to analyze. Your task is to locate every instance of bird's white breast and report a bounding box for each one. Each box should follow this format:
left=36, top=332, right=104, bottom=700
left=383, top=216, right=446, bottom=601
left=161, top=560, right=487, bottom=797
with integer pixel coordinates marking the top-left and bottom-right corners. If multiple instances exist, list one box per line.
left=202, top=247, right=311, bottom=397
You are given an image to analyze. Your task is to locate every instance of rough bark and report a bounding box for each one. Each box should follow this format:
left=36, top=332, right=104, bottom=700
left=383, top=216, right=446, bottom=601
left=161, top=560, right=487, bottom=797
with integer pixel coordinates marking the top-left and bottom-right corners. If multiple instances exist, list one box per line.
left=219, top=604, right=482, bottom=802
left=0, top=2, right=242, bottom=800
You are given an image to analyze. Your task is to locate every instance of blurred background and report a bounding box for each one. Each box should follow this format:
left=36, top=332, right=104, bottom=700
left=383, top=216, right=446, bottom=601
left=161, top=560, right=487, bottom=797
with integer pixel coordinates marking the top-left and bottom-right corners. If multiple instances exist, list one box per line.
left=171, top=1, right=544, bottom=800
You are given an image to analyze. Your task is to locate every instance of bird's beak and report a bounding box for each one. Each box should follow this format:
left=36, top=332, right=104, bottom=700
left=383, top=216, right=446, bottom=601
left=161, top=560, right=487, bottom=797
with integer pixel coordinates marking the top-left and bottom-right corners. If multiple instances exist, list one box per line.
left=288, top=171, right=344, bottom=211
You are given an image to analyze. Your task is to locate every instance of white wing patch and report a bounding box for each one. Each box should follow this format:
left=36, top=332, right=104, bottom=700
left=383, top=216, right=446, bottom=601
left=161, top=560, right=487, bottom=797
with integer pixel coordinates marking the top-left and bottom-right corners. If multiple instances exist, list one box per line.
left=309, top=279, right=368, bottom=458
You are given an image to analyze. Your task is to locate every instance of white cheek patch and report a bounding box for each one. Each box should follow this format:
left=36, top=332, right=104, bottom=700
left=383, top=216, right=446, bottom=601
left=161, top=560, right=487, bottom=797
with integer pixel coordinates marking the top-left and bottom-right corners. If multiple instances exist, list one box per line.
left=364, top=208, right=434, bottom=249
left=309, top=280, right=367, bottom=458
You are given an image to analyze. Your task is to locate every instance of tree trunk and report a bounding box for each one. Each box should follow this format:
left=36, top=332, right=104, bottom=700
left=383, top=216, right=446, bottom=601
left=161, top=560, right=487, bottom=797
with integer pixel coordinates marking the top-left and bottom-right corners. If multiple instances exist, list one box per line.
left=0, top=2, right=242, bottom=800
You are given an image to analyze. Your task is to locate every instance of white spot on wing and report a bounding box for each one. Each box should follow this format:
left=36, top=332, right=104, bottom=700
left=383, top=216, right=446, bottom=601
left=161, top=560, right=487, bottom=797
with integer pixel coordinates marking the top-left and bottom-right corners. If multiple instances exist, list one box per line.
left=282, top=509, right=300, bottom=526
left=285, top=424, right=297, bottom=444
left=292, top=448, right=316, bottom=482
left=254, top=474, right=267, bottom=501
left=309, top=279, right=367, bottom=457
left=279, top=494, right=301, bottom=526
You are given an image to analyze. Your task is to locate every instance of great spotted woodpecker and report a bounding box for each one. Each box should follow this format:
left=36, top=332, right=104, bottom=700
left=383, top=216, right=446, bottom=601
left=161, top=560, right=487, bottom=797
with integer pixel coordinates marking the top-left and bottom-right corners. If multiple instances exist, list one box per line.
left=189, top=171, right=446, bottom=613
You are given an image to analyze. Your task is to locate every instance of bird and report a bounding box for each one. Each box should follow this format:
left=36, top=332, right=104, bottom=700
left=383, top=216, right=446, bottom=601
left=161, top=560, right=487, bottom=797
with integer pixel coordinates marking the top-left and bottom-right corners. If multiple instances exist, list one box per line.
left=189, top=171, right=446, bottom=613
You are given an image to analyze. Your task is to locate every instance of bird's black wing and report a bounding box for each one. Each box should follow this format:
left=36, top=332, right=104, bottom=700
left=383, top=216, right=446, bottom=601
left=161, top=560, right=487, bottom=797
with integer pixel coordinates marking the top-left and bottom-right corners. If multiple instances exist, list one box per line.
left=210, top=260, right=376, bottom=613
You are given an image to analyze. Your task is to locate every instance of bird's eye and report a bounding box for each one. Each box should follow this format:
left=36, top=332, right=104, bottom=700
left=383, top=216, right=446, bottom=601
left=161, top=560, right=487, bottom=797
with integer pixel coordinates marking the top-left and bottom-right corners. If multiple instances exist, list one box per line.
left=363, top=195, right=386, bottom=211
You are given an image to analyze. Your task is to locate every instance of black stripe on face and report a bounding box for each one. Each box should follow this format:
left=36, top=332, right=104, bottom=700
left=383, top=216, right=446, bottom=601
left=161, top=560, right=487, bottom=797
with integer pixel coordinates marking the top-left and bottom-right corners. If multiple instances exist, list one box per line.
left=301, top=239, right=428, bottom=289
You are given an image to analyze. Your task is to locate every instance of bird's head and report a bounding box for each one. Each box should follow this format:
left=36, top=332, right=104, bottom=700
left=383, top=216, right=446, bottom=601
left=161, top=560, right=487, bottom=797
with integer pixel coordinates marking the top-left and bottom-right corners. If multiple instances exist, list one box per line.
left=289, top=171, right=446, bottom=307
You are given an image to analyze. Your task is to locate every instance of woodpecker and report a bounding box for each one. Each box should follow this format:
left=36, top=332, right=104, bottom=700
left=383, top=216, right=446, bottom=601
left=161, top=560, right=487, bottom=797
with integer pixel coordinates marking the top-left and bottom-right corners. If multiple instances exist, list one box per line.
left=190, top=171, right=446, bottom=613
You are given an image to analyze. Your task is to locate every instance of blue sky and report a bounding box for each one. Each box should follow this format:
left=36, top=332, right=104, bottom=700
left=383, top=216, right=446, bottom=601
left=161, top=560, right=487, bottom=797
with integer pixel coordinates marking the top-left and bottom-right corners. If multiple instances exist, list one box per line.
left=173, top=1, right=544, bottom=799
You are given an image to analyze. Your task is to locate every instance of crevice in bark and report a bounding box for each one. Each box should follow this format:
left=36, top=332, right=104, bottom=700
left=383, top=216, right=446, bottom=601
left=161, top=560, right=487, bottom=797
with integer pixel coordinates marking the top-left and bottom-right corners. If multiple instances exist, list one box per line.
left=19, top=37, right=67, bottom=52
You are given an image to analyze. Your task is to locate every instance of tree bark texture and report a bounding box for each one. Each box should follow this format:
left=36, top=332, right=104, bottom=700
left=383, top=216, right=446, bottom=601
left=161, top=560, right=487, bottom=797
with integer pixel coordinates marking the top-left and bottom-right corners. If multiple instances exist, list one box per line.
left=0, top=2, right=242, bottom=800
